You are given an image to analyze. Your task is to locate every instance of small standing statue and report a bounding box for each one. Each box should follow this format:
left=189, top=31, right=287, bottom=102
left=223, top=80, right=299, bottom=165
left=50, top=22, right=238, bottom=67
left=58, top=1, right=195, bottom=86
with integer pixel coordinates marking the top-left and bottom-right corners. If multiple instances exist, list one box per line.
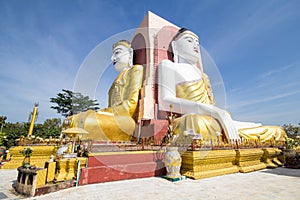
left=163, top=104, right=177, bottom=145
left=163, top=104, right=182, bottom=180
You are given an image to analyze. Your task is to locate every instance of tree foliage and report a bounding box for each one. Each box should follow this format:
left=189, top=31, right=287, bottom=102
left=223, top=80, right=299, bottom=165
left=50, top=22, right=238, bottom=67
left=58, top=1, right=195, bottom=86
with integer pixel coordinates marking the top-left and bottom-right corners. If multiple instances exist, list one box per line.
left=50, top=89, right=99, bottom=117
left=0, top=116, right=7, bottom=132
left=0, top=117, right=62, bottom=149
left=282, top=123, right=300, bottom=139
left=1, top=122, right=29, bottom=148
left=33, top=118, right=62, bottom=139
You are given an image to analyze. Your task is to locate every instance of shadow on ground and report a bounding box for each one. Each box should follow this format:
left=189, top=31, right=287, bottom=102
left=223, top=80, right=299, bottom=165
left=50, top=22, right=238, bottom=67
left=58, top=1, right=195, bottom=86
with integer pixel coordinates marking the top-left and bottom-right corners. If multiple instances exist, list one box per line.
left=0, top=192, right=9, bottom=200
left=260, top=167, right=300, bottom=178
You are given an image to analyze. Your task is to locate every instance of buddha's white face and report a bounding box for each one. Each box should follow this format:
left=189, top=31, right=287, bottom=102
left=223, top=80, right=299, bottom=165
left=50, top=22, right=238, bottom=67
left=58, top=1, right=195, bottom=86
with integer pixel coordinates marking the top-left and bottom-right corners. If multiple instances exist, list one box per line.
left=173, top=33, right=200, bottom=64
left=111, top=45, right=132, bottom=72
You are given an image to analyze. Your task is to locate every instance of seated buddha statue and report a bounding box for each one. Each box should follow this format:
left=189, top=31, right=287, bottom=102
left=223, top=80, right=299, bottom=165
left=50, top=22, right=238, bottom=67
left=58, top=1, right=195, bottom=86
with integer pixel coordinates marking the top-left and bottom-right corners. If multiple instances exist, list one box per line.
left=65, top=40, right=143, bottom=141
left=158, top=28, right=286, bottom=144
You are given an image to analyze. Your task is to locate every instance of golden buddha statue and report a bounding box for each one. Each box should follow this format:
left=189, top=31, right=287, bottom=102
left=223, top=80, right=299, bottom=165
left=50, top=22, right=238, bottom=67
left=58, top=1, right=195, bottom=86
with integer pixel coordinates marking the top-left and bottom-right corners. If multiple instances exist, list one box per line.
left=65, top=40, right=143, bottom=141
left=158, top=28, right=286, bottom=144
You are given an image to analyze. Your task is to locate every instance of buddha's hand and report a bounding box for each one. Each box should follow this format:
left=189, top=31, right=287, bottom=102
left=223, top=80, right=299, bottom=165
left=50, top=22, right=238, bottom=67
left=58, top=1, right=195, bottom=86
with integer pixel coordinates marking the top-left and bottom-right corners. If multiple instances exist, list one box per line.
left=98, top=108, right=114, bottom=116
left=213, top=107, right=238, bottom=140
left=99, top=107, right=113, bottom=113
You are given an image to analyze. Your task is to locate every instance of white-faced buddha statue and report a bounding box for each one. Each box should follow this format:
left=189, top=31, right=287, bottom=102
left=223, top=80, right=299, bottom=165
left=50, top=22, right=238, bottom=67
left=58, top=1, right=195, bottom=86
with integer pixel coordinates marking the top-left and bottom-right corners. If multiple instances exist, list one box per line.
left=65, top=40, right=143, bottom=141
left=158, top=28, right=286, bottom=144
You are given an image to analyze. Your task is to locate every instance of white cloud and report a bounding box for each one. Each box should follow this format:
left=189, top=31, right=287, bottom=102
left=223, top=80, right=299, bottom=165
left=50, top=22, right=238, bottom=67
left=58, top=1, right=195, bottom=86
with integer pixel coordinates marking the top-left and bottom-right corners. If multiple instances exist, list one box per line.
left=230, top=90, right=300, bottom=109
left=226, top=61, right=300, bottom=125
left=259, top=63, right=297, bottom=79
left=0, top=1, right=135, bottom=123
left=206, top=1, right=299, bottom=62
left=0, top=17, right=78, bottom=123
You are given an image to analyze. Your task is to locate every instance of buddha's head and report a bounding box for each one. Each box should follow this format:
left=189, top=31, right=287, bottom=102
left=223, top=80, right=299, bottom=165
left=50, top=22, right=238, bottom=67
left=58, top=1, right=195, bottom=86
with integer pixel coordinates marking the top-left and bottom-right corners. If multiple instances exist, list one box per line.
left=111, top=40, right=133, bottom=72
left=170, top=28, right=200, bottom=64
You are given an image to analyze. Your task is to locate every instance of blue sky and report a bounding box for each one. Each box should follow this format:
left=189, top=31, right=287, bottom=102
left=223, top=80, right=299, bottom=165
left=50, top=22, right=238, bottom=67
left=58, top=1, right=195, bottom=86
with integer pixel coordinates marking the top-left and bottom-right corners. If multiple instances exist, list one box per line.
left=0, top=0, right=299, bottom=126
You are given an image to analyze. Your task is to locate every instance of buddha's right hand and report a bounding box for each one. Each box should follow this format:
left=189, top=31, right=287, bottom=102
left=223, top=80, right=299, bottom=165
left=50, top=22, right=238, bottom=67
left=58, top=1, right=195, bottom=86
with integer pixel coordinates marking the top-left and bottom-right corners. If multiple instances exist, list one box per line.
left=215, top=109, right=239, bottom=140
left=97, top=110, right=114, bottom=116
left=202, top=105, right=238, bottom=140
left=99, top=107, right=113, bottom=113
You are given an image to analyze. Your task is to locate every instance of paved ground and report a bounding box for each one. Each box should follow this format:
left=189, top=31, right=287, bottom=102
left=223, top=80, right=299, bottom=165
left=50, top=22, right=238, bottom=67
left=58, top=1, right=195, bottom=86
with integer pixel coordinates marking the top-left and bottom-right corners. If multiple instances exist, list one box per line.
left=0, top=169, right=21, bottom=200
left=0, top=168, right=299, bottom=200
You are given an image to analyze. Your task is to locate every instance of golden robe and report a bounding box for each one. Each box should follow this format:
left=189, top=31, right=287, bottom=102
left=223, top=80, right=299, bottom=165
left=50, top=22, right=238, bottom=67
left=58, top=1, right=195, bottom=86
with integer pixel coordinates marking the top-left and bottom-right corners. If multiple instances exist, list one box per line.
left=173, top=74, right=286, bottom=143
left=173, top=75, right=224, bottom=143
left=68, top=65, right=143, bottom=141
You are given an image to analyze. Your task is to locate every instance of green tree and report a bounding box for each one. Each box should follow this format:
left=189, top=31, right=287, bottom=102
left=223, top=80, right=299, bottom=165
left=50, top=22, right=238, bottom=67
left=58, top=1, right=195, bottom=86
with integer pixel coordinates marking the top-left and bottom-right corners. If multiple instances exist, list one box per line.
left=282, top=123, right=300, bottom=139
left=0, top=131, right=6, bottom=147
left=1, top=118, right=62, bottom=148
left=50, top=89, right=99, bottom=117
left=0, top=116, right=7, bottom=133
left=35, top=118, right=62, bottom=138
left=2, top=122, right=29, bottom=148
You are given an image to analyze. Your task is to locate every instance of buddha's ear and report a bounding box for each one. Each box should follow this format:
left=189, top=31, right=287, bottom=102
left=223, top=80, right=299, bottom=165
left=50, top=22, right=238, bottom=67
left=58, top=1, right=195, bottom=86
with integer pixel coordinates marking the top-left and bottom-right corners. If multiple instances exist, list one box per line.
left=171, top=41, right=176, bottom=52
left=128, top=47, right=134, bottom=67
left=128, top=47, right=134, bottom=58
left=171, top=41, right=178, bottom=63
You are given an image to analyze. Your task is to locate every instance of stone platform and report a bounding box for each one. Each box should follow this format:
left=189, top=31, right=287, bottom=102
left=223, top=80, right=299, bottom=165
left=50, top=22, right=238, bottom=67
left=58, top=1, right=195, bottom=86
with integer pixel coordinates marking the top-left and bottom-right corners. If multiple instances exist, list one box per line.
left=0, top=148, right=289, bottom=199
left=78, top=147, right=283, bottom=184
left=78, top=150, right=166, bottom=185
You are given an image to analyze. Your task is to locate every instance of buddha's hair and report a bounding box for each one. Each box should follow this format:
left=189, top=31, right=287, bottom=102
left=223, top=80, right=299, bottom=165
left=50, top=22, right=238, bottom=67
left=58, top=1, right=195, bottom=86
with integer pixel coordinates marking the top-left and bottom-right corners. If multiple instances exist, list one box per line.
left=168, top=28, right=198, bottom=60
left=168, top=28, right=189, bottom=59
left=112, top=40, right=131, bottom=50
left=172, top=28, right=191, bottom=42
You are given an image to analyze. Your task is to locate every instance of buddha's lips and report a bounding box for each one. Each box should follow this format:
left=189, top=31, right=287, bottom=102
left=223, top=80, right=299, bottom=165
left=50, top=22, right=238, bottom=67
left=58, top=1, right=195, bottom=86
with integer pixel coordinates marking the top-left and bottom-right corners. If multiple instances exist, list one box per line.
left=194, top=49, right=199, bottom=53
left=113, top=61, right=117, bottom=65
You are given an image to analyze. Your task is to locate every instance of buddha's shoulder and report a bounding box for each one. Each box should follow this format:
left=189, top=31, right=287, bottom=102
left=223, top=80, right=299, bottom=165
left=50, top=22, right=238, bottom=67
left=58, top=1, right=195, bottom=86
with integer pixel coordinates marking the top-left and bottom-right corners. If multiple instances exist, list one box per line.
left=131, top=64, right=143, bottom=72
left=159, top=60, right=176, bottom=71
left=159, top=59, right=173, bottom=66
left=159, top=60, right=190, bottom=69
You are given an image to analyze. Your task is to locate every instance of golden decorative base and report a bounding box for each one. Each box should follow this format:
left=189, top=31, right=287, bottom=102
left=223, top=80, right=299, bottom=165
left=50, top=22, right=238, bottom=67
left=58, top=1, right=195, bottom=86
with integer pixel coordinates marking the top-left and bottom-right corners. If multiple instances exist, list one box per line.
left=181, top=148, right=282, bottom=179
left=55, top=157, right=87, bottom=182
left=181, top=150, right=239, bottom=179
left=1, top=146, right=57, bottom=169
left=236, top=149, right=266, bottom=173
left=45, top=161, right=56, bottom=183
left=262, top=148, right=282, bottom=168
left=36, top=168, right=47, bottom=188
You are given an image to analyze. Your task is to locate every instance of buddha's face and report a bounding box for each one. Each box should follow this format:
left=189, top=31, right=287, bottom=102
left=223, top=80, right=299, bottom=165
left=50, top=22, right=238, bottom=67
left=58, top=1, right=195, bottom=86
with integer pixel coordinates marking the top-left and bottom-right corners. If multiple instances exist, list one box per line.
left=173, top=32, right=200, bottom=63
left=111, top=45, right=132, bottom=72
